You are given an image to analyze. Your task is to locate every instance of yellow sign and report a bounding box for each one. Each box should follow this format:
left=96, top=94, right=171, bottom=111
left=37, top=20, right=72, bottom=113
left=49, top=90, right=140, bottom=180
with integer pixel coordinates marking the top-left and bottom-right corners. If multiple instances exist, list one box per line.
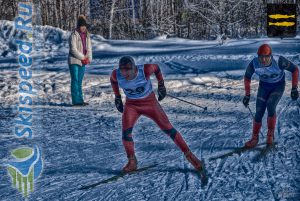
left=268, top=14, right=295, bottom=19
left=268, top=22, right=295, bottom=27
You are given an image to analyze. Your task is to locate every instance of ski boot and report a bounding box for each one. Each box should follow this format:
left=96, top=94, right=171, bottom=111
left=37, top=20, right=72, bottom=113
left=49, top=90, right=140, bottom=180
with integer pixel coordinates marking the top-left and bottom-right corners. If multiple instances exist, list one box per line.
left=185, top=151, right=202, bottom=171
left=122, top=156, right=137, bottom=173
left=185, top=151, right=208, bottom=186
left=245, top=121, right=262, bottom=148
left=266, top=115, right=276, bottom=146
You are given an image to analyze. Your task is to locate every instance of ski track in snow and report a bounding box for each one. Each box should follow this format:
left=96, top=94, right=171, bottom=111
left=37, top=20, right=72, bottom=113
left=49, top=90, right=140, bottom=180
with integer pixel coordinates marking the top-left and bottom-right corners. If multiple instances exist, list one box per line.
left=0, top=68, right=299, bottom=201
left=0, top=36, right=300, bottom=200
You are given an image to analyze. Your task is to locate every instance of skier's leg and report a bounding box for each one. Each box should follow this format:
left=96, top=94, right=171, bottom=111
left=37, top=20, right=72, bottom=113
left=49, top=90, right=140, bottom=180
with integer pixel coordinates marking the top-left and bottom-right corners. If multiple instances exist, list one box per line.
left=255, top=86, right=268, bottom=123
left=69, top=64, right=81, bottom=104
left=143, top=98, right=190, bottom=153
left=142, top=95, right=202, bottom=171
left=77, top=65, right=86, bottom=103
left=266, top=82, right=285, bottom=145
left=122, top=103, right=140, bottom=172
left=245, top=86, right=267, bottom=148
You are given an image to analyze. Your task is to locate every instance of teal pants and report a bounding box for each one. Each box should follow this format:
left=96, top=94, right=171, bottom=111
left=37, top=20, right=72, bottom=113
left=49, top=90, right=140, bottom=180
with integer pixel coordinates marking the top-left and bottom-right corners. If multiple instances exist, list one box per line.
left=69, top=64, right=85, bottom=104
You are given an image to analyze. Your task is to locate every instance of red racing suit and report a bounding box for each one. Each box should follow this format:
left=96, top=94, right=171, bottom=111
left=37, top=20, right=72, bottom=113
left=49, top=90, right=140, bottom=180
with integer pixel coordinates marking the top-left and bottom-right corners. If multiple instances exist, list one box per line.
left=110, top=64, right=190, bottom=157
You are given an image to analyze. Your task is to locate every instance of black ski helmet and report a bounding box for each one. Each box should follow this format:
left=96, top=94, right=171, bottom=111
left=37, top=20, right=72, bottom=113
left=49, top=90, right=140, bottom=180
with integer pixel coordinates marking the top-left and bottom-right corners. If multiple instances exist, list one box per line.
left=119, top=56, right=135, bottom=68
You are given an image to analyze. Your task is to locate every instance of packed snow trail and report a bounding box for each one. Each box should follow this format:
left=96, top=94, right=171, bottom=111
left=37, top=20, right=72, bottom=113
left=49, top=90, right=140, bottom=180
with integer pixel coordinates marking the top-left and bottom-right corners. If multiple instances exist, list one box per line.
left=0, top=24, right=299, bottom=199
left=0, top=69, right=299, bottom=200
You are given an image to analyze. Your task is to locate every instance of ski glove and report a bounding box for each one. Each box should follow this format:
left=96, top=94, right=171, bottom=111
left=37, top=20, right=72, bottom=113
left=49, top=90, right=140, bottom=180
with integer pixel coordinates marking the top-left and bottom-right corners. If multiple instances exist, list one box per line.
left=115, top=95, right=123, bottom=113
left=291, top=88, right=299, bottom=100
left=158, top=80, right=166, bottom=101
left=242, top=95, right=250, bottom=107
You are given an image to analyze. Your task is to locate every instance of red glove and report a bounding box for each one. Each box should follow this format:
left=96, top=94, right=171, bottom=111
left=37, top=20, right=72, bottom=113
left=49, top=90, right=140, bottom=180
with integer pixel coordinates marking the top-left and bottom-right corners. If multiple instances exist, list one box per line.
left=81, top=58, right=90, bottom=65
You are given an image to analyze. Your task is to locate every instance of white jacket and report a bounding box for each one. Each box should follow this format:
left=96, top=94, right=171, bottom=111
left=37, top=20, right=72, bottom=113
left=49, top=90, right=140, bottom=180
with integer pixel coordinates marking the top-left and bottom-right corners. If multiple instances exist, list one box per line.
left=68, top=30, right=92, bottom=66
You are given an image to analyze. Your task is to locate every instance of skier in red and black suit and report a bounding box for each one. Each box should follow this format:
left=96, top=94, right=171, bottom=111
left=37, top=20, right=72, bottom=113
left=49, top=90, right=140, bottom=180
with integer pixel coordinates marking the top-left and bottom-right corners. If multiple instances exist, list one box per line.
left=110, top=56, right=203, bottom=173
left=243, top=44, right=299, bottom=148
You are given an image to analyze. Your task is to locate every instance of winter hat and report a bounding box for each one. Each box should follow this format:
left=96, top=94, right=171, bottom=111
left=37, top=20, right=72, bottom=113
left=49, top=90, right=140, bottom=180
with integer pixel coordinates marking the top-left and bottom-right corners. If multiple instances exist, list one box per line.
left=77, top=15, right=88, bottom=27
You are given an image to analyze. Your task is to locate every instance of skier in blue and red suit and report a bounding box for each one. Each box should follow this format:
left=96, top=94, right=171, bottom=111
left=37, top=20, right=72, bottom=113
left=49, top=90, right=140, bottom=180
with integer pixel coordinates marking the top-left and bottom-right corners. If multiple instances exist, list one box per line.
left=110, top=56, right=203, bottom=173
left=243, top=44, right=299, bottom=148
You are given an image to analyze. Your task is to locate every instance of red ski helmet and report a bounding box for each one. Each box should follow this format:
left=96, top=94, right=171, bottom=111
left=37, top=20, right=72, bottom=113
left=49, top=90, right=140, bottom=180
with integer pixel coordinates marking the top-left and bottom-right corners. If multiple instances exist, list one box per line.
left=257, top=44, right=272, bottom=56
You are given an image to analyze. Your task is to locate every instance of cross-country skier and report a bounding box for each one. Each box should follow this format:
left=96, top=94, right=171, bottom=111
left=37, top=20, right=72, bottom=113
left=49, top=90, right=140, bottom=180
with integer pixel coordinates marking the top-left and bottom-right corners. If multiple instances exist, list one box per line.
left=68, top=15, right=92, bottom=106
left=110, top=56, right=203, bottom=174
left=243, top=44, right=299, bottom=148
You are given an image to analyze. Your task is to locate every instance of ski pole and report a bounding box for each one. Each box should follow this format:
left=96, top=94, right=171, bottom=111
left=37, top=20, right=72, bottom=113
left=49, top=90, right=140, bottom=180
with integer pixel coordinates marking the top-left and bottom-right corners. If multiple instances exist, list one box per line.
left=247, top=106, right=264, bottom=138
left=247, top=105, right=255, bottom=119
left=167, top=94, right=207, bottom=111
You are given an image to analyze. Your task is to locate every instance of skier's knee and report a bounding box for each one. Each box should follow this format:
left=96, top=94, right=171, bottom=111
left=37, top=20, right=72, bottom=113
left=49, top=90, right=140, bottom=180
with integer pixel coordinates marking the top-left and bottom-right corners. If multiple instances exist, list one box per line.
left=163, top=127, right=177, bottom=140
left=267, top=108, right=276, bottom=117
left=257, top=95, right=266, bottom=102
left=122, top=127, right=133, bottom=141
left=255, top=106, right=265, bottom=122
left=254, top=114, right=263, bottom=123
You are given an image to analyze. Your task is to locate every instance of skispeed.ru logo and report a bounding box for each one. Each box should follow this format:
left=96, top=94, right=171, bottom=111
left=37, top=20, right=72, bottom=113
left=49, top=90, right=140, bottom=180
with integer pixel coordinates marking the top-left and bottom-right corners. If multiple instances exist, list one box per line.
left=6, top=2, right=43, bottom=199
left=7, top=146, right=43, bottom=198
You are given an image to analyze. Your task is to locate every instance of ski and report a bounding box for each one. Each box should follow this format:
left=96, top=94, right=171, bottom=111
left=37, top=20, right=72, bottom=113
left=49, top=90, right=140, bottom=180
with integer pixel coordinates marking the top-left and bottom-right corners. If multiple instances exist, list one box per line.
left=208, top=143, right=270, bottom=161
left=198, top=161, right=209, bottom=187
left=79, top=164, right=157, bottom=190
left=251, top=142, right=278, bottom=163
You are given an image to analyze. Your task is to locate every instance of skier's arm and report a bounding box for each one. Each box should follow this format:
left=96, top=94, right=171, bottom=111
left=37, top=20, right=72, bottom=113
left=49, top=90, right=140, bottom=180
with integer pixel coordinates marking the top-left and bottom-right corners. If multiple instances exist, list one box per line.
left=144, top=64, right=166, bottom=101
left=110, top=70, right=123, bottom=113
left=144, top=64, right=164, bottom=82
left=110, top=70, right=121, bottom=96
left=292, top=68, right=299, bottom=89
left=244, top=60, right=255, bottom=96
left=278, top=56, right=299, bottom=88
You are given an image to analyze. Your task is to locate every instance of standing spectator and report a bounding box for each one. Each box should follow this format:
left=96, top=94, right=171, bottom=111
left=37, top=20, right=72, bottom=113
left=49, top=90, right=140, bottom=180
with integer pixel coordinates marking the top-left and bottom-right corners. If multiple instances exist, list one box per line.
left=68, top=15, right=92, bottom=106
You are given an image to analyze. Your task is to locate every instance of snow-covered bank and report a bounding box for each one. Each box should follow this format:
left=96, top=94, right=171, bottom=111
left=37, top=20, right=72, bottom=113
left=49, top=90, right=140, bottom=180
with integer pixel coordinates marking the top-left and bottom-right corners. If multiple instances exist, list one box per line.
left=0, top=21, right=300, bottom=201
left=1, top=20, right=299, bottom=76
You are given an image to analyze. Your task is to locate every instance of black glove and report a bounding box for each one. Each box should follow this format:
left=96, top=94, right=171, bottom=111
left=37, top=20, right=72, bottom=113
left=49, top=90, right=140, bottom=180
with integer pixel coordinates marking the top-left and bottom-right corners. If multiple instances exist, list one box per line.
left=242, top=95, right=250, bottom=107
left=158, top=80, right=166, bottom=101
left=115, top=95, right=123, bottom=113
left=291, top=88, right=299, bottom=100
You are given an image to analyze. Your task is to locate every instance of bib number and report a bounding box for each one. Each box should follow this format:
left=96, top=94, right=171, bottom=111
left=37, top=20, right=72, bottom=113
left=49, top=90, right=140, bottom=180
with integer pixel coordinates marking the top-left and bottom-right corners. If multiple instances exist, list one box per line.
left=124, top=87, right=145, bottom=95
left=260, top=73, right=279, bottom=79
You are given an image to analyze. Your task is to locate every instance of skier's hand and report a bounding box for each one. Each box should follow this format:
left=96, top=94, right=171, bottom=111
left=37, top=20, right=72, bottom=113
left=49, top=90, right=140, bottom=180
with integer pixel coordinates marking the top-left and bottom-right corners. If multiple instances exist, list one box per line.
left=115, top=95, right=123, bottom=113
left=158, top=80, right=166, bottom=101
left=81, top=58, right=90, bottom=65
left=242, top=95, right=250, bottom=107
left=291, top=88, right=299, bottom=100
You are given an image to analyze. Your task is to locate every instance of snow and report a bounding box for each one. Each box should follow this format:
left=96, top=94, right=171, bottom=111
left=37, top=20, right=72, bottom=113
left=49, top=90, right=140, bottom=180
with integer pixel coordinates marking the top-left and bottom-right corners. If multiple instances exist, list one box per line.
left=0, top=21, right=300, bottom=200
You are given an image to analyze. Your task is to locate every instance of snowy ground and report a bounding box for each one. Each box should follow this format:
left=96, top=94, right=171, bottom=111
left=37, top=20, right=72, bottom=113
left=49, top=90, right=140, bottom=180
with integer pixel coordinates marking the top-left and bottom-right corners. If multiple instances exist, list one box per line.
left=0, top=21, right=300, bottom=200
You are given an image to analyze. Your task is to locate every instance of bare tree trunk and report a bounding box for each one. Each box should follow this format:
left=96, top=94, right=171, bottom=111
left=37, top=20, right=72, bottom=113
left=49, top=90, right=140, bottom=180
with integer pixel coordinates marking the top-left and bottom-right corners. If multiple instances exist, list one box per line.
left=45, top=0, right=49, bottom=26
left=109, top=0, right=116, bottom=39
left=172, top=0, right=176, bottom=33
left=131, top=0, right=136, bottom=28
left=53, top=0, right=58, bottom=27
left=56, top=0, right=62, bottom=28
left=33, top=0, right=42, bottom=25
left=73, top=0, right=78, bottom=29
